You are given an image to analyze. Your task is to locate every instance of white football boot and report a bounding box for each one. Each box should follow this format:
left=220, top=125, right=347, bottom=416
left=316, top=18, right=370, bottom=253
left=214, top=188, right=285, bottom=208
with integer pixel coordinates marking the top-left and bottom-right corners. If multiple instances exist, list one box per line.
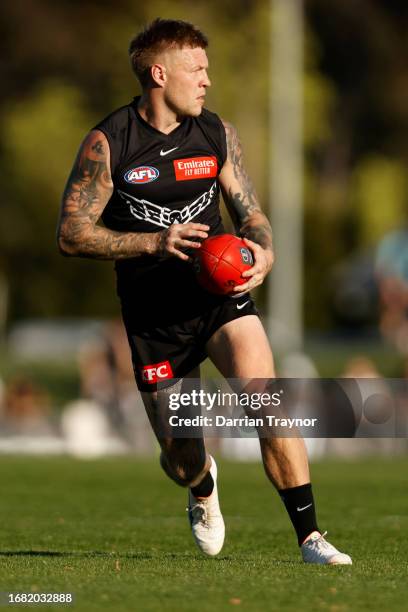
left=301, top=531, right=352, bottom=565
left=187, top=456, right=225, bottom=556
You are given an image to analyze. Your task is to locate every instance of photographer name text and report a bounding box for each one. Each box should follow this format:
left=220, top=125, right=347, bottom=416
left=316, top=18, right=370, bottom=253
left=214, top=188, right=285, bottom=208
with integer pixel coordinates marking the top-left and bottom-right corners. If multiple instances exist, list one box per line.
left=168, top=415, right=318, bottom=428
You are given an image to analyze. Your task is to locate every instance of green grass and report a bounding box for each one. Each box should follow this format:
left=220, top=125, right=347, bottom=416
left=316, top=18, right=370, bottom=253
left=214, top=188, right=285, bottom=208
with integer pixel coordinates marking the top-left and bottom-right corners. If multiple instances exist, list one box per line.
left=0, top=456, right=407, bottom=611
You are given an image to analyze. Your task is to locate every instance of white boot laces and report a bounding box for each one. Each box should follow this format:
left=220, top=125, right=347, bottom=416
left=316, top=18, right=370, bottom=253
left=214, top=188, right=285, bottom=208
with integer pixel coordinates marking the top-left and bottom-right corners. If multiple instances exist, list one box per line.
left=187, top=500, right=209, bottom=528
left=310, top=531, right=333, bottom=554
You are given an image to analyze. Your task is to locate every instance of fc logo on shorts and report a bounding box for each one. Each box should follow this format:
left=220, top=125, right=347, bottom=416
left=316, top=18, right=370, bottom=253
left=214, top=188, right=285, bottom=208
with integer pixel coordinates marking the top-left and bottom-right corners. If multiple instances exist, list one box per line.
left=141, top=360, right=174, bottom=383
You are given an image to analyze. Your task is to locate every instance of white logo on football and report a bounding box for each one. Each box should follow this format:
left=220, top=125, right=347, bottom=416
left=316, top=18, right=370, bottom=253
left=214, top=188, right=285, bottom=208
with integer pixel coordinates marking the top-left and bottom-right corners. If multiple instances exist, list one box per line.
left=160, top=146, right=179, bottom=156
left=118, top=181, right=217, bottom=229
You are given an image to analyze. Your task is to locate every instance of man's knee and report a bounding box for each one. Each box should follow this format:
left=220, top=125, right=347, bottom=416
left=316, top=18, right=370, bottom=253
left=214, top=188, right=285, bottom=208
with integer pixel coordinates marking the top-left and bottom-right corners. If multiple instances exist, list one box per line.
left=159, top=442, right=208, bottom=487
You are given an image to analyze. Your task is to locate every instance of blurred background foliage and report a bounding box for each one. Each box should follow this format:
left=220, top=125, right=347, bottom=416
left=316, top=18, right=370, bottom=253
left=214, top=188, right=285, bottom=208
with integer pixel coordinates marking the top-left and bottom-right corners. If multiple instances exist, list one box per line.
left=1, top=0, right=408, bottom=333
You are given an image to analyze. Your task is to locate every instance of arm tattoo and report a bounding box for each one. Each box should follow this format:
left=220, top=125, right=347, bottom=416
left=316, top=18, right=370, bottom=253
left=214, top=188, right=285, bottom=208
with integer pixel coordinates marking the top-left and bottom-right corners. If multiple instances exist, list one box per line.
left=223, top=122, right=273, bottom=251
left=58, top=131, right=155, bottom=259
left=224, top=122, right=259, bottom=217
left=61, top=131, right=112, bottom=224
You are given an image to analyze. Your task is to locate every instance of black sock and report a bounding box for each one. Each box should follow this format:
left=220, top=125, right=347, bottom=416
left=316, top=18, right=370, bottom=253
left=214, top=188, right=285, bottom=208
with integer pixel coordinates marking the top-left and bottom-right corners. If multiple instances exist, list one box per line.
left=190, top=470, right=214, bottom=498
left=279, top=483, right=320, bottom=546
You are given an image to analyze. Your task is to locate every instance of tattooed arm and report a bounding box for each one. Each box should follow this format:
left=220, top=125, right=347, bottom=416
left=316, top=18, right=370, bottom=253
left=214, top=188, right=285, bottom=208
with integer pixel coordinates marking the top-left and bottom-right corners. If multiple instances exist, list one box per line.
left=57, top=130, right=208, bottom=261
left=219, top=121, right=274, bottom=292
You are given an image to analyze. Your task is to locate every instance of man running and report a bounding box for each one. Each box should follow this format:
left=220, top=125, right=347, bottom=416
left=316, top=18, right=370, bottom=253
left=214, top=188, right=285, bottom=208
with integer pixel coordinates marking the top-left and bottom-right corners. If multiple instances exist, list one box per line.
left=57, top=18, right=351, bottom=565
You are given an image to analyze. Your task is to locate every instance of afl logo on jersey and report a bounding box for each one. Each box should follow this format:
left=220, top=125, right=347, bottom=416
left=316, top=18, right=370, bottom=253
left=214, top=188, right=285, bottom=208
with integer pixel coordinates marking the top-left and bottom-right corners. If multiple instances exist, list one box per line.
left=124, top=166, right=159, bottom=184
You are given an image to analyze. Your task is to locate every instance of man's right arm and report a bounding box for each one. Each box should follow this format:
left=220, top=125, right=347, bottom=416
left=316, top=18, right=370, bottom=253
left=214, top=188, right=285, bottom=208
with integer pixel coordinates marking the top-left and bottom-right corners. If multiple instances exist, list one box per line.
left=57, top=130, right=208, bottom=261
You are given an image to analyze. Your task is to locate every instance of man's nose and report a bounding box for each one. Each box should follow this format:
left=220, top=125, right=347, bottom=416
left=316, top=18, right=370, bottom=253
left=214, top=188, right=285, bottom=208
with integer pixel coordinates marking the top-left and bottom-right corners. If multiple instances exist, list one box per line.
left=202, top=71, right=211, bottom=87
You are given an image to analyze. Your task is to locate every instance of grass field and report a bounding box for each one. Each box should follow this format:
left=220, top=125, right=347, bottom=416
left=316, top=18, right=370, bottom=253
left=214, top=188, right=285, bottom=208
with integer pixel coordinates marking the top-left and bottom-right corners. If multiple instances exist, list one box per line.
left=0, top=456, right=407, bottom=611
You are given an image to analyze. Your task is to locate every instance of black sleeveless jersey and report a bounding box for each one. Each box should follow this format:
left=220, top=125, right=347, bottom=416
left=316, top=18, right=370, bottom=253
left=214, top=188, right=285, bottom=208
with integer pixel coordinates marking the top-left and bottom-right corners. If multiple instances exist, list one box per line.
left=93, top=97, right=227, bottom=298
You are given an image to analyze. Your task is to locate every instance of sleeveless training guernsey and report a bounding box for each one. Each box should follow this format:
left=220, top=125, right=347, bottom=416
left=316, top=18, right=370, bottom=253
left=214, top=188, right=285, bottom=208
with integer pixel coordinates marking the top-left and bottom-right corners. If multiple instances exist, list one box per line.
left=93, top=97, right=227, bottom=297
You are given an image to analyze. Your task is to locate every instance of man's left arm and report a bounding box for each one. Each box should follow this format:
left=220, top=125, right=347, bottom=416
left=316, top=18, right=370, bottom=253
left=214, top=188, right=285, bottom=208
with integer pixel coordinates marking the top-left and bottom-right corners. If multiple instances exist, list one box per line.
left=218, top=120, right=274, bottom=293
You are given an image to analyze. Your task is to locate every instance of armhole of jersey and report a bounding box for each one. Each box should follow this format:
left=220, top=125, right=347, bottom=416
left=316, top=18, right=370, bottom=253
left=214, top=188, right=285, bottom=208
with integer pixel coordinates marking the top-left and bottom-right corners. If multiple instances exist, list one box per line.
left=93, top=127, right=116, bottom=177
left=197, top=109, right=228, bottom=173
left=211, top=112, right=228, bottom=170
left=219, top=119, right=228, bottom=169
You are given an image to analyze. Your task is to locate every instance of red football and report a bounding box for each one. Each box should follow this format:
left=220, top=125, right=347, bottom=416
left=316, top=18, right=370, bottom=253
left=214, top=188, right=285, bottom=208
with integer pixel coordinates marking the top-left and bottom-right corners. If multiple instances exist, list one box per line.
left=193, top=234, right=254, bottom=295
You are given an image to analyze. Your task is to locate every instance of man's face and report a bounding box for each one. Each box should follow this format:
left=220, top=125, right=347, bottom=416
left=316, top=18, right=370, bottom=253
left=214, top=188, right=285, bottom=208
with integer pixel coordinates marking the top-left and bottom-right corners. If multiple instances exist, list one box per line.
left=159, top=46, right=211, bottom=117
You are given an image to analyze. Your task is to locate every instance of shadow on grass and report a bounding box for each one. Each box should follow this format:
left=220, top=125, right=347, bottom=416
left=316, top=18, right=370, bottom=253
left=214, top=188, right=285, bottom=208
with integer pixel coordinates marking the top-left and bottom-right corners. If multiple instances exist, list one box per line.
left=0, top=551, right=222, bottom=559
left=0, top=551, right=295, bottom=566
left=0, top=551, right=155, bottom=559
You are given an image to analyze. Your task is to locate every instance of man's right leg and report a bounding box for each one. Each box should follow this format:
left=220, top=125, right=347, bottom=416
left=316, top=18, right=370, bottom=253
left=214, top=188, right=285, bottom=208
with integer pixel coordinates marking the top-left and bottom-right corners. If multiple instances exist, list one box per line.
left=139, top=370, right=225, bottom=556
left=140, top=368, right=209, bottom=487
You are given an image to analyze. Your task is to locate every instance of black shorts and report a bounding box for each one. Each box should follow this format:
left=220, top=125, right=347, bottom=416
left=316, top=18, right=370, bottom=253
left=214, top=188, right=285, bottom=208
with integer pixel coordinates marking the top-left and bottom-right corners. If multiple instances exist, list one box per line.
left=119, top=259, right=259, bottom=391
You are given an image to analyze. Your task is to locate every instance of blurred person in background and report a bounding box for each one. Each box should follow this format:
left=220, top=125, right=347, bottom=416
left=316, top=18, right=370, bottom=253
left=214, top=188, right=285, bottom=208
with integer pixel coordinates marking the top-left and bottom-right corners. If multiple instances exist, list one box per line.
left=77, top=320, right=154, bottom=451
left=375, top=228, right=408, bottom=354
left=0, top=376, right=4, bottom=416
left=1, top=376, right=55, bottom=436
left=57, top=18, right=351, bottom=564
left=327, top=356, right=405, bottom=457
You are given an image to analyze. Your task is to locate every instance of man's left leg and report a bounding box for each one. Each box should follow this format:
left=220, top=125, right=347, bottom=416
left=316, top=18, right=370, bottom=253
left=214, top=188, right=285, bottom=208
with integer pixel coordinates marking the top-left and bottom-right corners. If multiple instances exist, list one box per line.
left=206, top=315, right=352, bottom=565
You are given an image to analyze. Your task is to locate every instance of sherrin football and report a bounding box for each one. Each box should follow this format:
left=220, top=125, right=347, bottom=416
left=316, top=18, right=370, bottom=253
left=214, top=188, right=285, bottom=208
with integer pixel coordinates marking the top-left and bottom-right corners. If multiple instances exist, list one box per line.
left=193, top=234, right=254, bottom=295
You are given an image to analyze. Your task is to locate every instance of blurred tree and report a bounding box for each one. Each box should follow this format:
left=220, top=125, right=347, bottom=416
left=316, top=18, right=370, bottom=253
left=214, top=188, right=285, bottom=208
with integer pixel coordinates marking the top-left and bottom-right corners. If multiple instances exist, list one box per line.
left=352, top=156, right=407, bottom=246
left=303, top=0, right=408, bottom=329
left=0, top=81, right=118, bottom=318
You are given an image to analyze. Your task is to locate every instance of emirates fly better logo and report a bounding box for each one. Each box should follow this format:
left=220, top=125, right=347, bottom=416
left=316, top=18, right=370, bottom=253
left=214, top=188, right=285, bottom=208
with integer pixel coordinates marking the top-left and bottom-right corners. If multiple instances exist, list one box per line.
left=173, top=156, right=217, bottom=181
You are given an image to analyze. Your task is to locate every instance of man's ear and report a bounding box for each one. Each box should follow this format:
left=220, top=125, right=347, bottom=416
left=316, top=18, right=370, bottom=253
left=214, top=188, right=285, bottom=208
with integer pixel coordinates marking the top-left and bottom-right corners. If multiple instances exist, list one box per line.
left=151, top=63, right=167, bottom=87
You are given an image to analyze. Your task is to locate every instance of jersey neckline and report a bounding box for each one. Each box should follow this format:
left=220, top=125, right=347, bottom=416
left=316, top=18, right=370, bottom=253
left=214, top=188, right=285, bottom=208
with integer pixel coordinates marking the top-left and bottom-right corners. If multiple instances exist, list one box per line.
left=131, top=96, right=191, bottom=139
